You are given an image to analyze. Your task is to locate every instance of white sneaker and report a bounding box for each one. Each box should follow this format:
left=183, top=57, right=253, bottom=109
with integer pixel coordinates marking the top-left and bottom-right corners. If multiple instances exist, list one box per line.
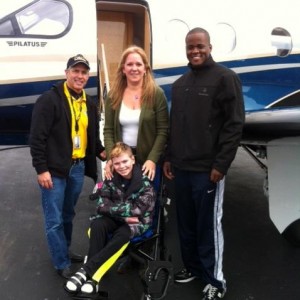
left=81, top=279, right=99, bottom=294
left=202, top=284, right=225, bottom=300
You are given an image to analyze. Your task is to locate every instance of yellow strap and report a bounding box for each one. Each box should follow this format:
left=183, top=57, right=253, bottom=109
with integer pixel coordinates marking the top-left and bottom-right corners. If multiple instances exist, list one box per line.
left=92, top=242, right=130, bottom=282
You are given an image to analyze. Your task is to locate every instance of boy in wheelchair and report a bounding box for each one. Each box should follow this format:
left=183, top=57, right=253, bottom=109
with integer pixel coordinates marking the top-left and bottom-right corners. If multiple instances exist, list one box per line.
left=64, top=142, right=156, bottom=296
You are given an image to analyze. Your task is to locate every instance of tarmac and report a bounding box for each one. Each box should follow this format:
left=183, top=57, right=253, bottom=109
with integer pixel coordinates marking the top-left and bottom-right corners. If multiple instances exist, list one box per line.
left=0, top=146, right=300, bottom=300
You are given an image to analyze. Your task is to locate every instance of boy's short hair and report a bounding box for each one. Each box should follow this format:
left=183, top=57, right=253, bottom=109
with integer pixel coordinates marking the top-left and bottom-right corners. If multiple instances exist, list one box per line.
left=110, top=142, right=133, bottom=160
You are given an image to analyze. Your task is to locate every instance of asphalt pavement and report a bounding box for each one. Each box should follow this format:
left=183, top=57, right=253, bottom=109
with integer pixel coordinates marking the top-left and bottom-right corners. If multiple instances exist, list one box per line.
left=0, top=146, right=299, bottom=300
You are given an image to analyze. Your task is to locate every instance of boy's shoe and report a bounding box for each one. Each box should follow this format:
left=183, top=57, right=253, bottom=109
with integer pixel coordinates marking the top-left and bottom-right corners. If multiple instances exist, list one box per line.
left=64, top=268, right=87, bottom=294
left=202, top=284, right=225, bottom=300
left=174, top=268, right=196, bottom=283
left=81, top=279, right=99, bottom=294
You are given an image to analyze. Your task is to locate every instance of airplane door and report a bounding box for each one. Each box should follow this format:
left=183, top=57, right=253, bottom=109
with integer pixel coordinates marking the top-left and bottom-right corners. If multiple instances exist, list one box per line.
left=97, top=11, right=133, bottom=87
left=96, top=1, right=151, bottom=96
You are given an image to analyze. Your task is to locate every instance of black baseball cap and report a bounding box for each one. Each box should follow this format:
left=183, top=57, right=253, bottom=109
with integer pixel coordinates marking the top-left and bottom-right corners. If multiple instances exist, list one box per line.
left=67, top=54, right=90, bottom=70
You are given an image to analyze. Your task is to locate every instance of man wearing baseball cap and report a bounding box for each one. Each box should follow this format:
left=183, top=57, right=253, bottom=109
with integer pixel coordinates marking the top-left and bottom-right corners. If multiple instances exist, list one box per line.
left=67, top=54, right=90, bottom=70
left=30, top=54, right=106, bottom=279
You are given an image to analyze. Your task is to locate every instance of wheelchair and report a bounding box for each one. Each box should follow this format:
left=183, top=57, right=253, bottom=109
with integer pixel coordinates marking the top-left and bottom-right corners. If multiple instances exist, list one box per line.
left=124, top=177, right=173, bottom=300
left=71, top=174, right=173, bottom=300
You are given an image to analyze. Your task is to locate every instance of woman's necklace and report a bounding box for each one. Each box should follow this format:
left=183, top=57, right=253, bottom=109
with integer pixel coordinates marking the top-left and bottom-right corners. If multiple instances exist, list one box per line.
left=132, top=94, right=140, bottom=110
left=124, top=87, right=141, bottom=109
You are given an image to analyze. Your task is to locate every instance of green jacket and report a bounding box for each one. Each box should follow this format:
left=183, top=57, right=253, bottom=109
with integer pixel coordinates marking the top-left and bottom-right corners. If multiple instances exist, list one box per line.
left=104, top=87, right=169, bottom=164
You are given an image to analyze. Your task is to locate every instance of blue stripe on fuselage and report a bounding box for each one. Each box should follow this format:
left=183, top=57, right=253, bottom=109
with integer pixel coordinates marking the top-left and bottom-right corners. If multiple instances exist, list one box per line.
left=1, top=77, right=98, bottom=99
left=1, top=54, right=300, bottom=110
left=153, top=54, right=300, bottom=111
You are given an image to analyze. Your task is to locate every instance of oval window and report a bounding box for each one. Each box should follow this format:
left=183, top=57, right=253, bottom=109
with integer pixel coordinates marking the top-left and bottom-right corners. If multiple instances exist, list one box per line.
left=271, top=27, right=292, bottom=57
left=211, top=23, right=236, bottom=54
left=164, top=19, right=189, bottom=63
left=0, top=0, right=72, bottom=38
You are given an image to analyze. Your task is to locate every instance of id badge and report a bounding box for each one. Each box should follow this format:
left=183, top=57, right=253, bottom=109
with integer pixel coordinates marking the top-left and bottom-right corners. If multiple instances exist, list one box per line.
left=73, top=135, right=81, bottom=149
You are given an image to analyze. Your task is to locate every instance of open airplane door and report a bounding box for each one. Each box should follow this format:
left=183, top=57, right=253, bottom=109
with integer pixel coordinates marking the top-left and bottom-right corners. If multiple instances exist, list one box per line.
left=95, top=0, right=151, bottom=179
left=96, top=0, right=151, bottom=107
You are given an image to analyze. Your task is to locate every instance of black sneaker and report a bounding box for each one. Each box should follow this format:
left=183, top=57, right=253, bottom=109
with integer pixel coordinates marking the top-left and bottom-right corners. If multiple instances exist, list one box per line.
left=174, top=268, right=196, bottom=283
left=202, top=284, right=225, bottom=300
left=69, top=251, right=84, bottom=263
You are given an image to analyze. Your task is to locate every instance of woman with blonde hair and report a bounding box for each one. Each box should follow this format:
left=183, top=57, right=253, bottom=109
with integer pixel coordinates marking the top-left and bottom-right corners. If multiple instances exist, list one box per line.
left=104, top=45, right=169, bottom=184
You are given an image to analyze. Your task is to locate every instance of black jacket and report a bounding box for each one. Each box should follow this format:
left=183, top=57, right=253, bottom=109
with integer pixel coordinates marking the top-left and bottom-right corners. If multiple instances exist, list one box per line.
left=30, top=81, right=105, bottom=181
left=167, top=56, right=245, bottom=175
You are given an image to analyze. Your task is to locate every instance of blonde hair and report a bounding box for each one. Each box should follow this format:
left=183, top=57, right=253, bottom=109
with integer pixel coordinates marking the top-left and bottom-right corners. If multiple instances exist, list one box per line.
left=110, top=142, right=134, bottom=160
left=108, top=45, right=157, bottom=109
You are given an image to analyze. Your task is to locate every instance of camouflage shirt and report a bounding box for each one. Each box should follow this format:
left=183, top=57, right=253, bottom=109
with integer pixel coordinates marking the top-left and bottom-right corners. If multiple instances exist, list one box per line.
left=95, top=165, right=156, bottom=238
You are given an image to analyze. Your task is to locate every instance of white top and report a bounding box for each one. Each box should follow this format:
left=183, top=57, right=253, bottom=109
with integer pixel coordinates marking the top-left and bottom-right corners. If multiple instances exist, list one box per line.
left=119, top=101, right=141, bottom=147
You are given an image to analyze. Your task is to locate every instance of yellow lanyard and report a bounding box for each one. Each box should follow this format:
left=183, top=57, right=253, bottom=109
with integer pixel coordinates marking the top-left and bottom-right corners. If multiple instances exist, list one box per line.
left=64, top=82, right=86, bottom=133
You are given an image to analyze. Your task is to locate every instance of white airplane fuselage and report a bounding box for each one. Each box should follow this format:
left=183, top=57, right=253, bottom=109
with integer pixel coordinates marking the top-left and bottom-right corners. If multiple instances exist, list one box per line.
left=0, top=0, right=299, bottom=245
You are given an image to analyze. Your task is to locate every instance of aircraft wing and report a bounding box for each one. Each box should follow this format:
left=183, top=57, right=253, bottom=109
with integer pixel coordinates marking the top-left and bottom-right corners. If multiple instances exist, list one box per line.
left=242, top=107, right=300, bottom=140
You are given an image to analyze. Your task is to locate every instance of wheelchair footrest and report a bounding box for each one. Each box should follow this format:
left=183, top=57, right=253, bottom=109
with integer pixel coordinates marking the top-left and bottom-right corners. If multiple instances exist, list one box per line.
left=141, top=260, right=173, bottom=300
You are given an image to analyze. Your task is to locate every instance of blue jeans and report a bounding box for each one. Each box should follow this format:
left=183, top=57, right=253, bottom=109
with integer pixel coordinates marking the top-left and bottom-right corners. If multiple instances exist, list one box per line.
left=40, top=161, right=85, bottom=269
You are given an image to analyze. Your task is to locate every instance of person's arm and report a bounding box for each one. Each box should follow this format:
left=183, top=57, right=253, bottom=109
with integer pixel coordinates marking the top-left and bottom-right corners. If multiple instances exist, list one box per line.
left=96, top=183, right=116, bottom=215
left=128, top=183, right=156, bottom=219
left=145, top=88, right=169, bottom=164
left=213, top=73, right=245, bottom=175
left=162, top=95, right=173, bottom=181
left=142, top=88, right=169, bottom=180
left=30, top=92, right=55, bottom=176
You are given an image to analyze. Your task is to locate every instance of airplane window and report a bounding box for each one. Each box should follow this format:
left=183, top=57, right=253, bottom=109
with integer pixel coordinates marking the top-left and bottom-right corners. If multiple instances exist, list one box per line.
left=0, top=20, right=14, bottom=35
left=0, top=0, right=72, bottom=37
left=163, top=19, right=189, bottom=64
left=271, top=27, right=292, bottom=57
left=211, top=23, right=236, bottom=54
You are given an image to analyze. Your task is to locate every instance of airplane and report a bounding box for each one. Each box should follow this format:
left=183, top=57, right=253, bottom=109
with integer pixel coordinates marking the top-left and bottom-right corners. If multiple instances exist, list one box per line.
left=0, top=0, right=299, bottom=246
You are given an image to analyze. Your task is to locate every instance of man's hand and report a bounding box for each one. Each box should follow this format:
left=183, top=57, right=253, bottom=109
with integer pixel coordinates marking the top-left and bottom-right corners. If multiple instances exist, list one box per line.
left=100, top=150, right=106, bottom=161
left=163, top=161, right=174, bottom=180
left=210, top=168, right=224, bottom=183
left=38, top=171, right=53, bottom=189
